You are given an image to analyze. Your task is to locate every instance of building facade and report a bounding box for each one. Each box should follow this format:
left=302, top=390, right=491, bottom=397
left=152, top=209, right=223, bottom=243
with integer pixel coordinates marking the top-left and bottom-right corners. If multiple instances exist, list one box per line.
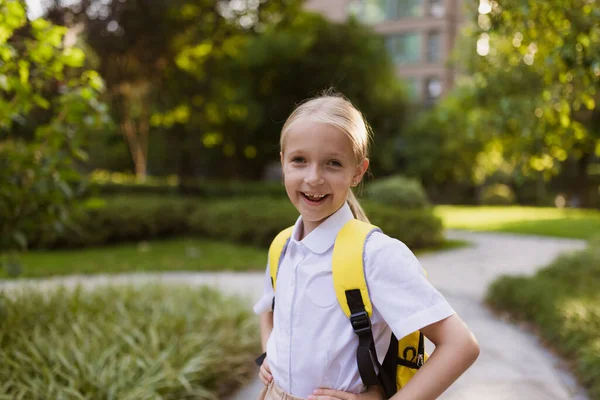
left=304, top=0, right=465, bottom=103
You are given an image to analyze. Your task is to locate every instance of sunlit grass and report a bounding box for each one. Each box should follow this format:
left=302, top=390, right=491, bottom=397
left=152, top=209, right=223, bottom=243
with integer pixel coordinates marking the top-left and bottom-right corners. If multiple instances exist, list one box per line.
left=435, top=206, right=600, bottom=239
left=2, top=238, right=267, bottom=279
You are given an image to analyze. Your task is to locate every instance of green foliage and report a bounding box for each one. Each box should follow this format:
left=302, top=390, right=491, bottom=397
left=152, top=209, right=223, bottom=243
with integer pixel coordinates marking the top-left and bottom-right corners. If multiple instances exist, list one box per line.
left=401, top=85, right=486, bottom=189
left=29, top=195, right=444, bottom=252
left=479, top=183, right=516, bottom=206
left=366, top=175, right=430, bottom=209
left=486, top=239, right=600, bottom=399
left=364, top=201, right=444, bottom=249
left=0, top=2, right=108, bottom=265
left=88, top=170, right=286, bottom=198
left=231, top=13, right=408, bottom=177
left=0, top=284, right=259, bottom=399
left=44, top=0, right=305, bottom=178
left=457, top=0, right=600, bottom=204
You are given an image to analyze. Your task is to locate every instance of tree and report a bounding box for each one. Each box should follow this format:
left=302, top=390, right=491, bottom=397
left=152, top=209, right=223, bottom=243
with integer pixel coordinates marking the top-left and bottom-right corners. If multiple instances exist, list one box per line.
left=0, top=0, right=108, bottom=275
left=463, top=0, right=600, bottom=205
left=191, top=12, right=409, bottom=179
left=44, top=0, right=304, bottom=179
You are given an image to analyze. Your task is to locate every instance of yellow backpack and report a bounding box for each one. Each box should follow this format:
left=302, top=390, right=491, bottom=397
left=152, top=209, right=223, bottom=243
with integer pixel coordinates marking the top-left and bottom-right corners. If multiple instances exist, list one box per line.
left=265, top=219, right=428, bottom=398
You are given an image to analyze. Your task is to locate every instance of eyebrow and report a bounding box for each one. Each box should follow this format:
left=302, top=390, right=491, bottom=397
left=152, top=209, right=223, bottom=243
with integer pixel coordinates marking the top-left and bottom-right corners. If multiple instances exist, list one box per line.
left=287, top=150, right=346, bottom=159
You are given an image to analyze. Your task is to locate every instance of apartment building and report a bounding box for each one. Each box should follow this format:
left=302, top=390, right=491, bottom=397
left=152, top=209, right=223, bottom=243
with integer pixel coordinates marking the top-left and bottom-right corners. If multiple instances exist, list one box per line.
left=304, top=0, right=466, bottom=103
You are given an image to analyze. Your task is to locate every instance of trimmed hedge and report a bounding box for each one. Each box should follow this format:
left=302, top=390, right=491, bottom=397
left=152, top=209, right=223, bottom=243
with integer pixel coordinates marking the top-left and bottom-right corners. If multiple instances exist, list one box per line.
left=30, top=195, right=444, bottom=251
left=366, top=175, right=431, bottom=208
left=90, top=180, right=287, bottom=198
left=486, top=239, right=600, bottom=399
left=0, top=284, right=259, bottom=399
left=480, top=183, right=516, bottom=206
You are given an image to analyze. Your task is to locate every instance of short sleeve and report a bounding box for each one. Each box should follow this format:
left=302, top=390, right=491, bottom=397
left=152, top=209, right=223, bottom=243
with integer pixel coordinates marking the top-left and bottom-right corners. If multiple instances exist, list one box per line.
left=365, top=231, right=455, bottom=340
left=253, top=261, right=275, bottom=315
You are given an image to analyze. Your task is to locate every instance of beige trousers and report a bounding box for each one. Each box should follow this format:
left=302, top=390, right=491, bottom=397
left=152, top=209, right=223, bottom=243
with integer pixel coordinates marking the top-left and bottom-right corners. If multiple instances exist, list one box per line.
left=257, top=381, right=306, bottom=400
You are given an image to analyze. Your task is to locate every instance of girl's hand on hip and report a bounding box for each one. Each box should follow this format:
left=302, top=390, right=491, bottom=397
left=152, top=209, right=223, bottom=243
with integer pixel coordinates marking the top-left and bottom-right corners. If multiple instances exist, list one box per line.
left=308, top=386, right=384, bottom=400
left=258, top=358, right=273, bottom=386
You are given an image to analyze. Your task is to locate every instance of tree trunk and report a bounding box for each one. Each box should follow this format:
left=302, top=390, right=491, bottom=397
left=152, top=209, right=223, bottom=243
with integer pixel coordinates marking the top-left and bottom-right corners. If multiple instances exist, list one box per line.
left=575, top=151, right=593, bottom=208
left=121, top=117, right=148, bottom=181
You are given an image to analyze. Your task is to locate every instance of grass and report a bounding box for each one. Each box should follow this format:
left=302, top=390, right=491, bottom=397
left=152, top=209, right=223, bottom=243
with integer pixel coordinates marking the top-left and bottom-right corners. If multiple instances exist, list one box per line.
left=1, top=234, right=465, bottom=279
left=0, top=284, right=260, bottom=399
left=486, top=239, right=600, bottom=399
left=435, top=206, right=600, bottom=240
left=2, top=238, right=267, bottom=279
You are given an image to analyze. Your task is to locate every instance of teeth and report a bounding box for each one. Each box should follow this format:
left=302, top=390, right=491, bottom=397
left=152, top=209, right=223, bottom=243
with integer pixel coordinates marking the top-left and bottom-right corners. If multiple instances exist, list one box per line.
left=304, top=193, right=326, bottom=198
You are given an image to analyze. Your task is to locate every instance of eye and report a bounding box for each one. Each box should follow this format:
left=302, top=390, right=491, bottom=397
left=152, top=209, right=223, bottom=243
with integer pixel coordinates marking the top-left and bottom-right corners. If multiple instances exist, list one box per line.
left=328, top=160, right=342, bottom=167
left=291, top=156, right=305, bottom=163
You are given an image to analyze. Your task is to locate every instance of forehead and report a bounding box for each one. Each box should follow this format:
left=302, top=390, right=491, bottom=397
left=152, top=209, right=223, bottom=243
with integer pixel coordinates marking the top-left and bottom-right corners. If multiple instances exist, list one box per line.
left=284, top=120, right=354, bottom=158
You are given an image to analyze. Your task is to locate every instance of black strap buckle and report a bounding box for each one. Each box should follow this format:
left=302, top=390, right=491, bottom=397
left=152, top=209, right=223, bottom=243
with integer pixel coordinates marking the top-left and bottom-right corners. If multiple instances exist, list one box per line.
left=350, top=310, right=371, bottom=334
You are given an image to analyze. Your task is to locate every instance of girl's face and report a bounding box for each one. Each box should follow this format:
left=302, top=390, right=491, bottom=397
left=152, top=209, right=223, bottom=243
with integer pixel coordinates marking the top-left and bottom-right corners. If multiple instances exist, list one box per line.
left=281, top=120, right=368, bottom=237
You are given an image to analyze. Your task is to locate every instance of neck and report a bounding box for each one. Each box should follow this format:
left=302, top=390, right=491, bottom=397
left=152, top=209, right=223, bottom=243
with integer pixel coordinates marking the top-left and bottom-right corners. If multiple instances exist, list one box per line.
left=299, top=219, right=319, bottom=240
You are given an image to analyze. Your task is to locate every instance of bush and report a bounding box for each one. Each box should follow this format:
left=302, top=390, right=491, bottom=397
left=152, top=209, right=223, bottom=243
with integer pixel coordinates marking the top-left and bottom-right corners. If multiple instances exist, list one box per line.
left=30, top=195, right=444, bottom=251
left=366, top=175, right=430, bottom=209
left=88, top=170, right=287, bottom=198
left=31, top=196, right=199, bottom=249
left=480, top=183, right=516, bottom=206
left=0, top=284, right=259, bottom=399
left=486, top=239, right=600, bottom=399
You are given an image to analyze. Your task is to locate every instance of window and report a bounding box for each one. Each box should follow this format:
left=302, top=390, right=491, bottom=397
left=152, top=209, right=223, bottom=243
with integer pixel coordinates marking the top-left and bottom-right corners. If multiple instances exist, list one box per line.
left=348, top=0, right=388, bottom=24
left=425, top=77, right=443, bottom=101
left=387, top=33, right=422, bottom=65
left=348, top=0, right=424, bottom=22
left=427, top=31, right=442, bottom=63
left=394, top=0, right=424, bottom=18
left=429, top=0, right=446, bottom=17
left=404, top=77, right=421, bottom=99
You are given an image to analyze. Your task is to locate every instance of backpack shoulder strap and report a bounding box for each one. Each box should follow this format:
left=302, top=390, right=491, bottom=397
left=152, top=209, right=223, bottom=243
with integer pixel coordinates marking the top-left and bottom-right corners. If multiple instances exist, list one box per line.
left=332, top=219, right=397, bottom=397
left=332, top=219, right=379, bottom=317
left=268, top=226, right=294, bottom=291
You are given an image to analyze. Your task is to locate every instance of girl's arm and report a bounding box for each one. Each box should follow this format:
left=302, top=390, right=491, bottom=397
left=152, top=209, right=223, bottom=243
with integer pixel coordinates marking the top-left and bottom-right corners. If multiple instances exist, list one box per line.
left=310, top=314, right=478, bottom=400
left=258, top=311, right=275, bottom=385
left=260, top=311, right=274, bottom=352
left=390, top=313, right=479, bottom=400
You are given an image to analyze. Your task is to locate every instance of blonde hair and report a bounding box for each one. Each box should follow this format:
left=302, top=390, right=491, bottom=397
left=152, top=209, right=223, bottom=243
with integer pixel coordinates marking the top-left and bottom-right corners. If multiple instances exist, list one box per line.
left=280, top=91, right=372, bottom=223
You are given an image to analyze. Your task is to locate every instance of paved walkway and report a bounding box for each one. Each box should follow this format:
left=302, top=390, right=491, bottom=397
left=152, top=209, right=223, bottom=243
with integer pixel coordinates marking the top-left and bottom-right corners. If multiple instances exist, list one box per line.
left=0, top=231, right=590, bottom=399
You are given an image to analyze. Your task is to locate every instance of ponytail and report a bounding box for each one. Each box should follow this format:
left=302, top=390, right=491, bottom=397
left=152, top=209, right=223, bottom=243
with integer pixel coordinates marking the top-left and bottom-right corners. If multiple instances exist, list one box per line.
left=346, top=189, right=370, bottom=223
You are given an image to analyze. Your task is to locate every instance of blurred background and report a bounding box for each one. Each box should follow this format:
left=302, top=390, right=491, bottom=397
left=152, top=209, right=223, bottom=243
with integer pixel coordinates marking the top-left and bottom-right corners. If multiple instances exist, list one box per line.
left=1, top=0, right=599, bottom=399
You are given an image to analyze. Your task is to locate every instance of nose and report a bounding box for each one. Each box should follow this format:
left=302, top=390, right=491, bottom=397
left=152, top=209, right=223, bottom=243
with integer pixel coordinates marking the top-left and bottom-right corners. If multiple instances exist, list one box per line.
left=304, top=164, right=324, bottom=186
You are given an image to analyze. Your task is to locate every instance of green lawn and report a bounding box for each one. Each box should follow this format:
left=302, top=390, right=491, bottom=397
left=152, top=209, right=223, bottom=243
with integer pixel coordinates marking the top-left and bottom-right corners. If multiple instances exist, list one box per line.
left=435, top=206, right=600, bottom=240
left=2, top=234, right=466, bottom=279
left=2, top=238, right=267, bottom=279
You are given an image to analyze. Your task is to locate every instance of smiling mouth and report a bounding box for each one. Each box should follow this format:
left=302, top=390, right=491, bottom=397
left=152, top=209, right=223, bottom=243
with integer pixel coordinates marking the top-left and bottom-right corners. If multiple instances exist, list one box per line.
left=302, top=192, right=329, bottom=203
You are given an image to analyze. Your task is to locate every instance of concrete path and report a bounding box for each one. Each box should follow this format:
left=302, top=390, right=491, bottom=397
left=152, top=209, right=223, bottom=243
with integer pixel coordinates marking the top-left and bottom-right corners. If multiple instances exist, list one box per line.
left=0, top=231, right=590, bottom=399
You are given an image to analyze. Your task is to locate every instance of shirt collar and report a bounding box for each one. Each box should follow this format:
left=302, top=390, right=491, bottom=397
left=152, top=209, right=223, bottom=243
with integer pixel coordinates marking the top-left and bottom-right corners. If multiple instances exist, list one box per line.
left=291, top=202, right=355, bottom=254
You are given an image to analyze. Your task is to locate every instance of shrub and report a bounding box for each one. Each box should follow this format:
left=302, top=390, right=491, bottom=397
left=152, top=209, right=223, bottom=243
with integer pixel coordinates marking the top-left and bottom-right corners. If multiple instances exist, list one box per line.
left=480, top=183, right=516, bottom=206
left=486, top=239, right=600, bottom=399
left=366, top=175, right=430, bottom=209
left=30, top=195, right=444, bottom=251
left=88, top=170, right=286, bottom=198
left=31, top=196, right=199, bottom=249
left=0, top=284, right=260, bottom=399
left=363, top=201, right=444, bottom=249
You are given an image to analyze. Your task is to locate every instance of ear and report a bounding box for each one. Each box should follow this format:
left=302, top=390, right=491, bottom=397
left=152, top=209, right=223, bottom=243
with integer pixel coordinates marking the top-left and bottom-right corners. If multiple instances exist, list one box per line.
left=352, top=158, right=369, bottom=186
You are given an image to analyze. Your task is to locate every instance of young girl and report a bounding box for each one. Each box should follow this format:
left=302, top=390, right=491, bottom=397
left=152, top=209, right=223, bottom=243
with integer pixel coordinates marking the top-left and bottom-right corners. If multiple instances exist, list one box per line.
left=253, top=92, right=479, bottom=400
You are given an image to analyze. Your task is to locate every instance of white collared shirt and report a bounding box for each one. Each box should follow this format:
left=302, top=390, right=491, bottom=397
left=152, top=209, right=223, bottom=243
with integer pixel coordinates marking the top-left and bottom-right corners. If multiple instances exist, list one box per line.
left=253, top=203, right=455, bottom=398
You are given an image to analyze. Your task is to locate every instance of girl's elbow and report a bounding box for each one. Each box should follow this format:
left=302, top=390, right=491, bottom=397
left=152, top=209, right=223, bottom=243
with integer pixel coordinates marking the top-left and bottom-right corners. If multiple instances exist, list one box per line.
left=466, top=333, right=480, bottom=364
